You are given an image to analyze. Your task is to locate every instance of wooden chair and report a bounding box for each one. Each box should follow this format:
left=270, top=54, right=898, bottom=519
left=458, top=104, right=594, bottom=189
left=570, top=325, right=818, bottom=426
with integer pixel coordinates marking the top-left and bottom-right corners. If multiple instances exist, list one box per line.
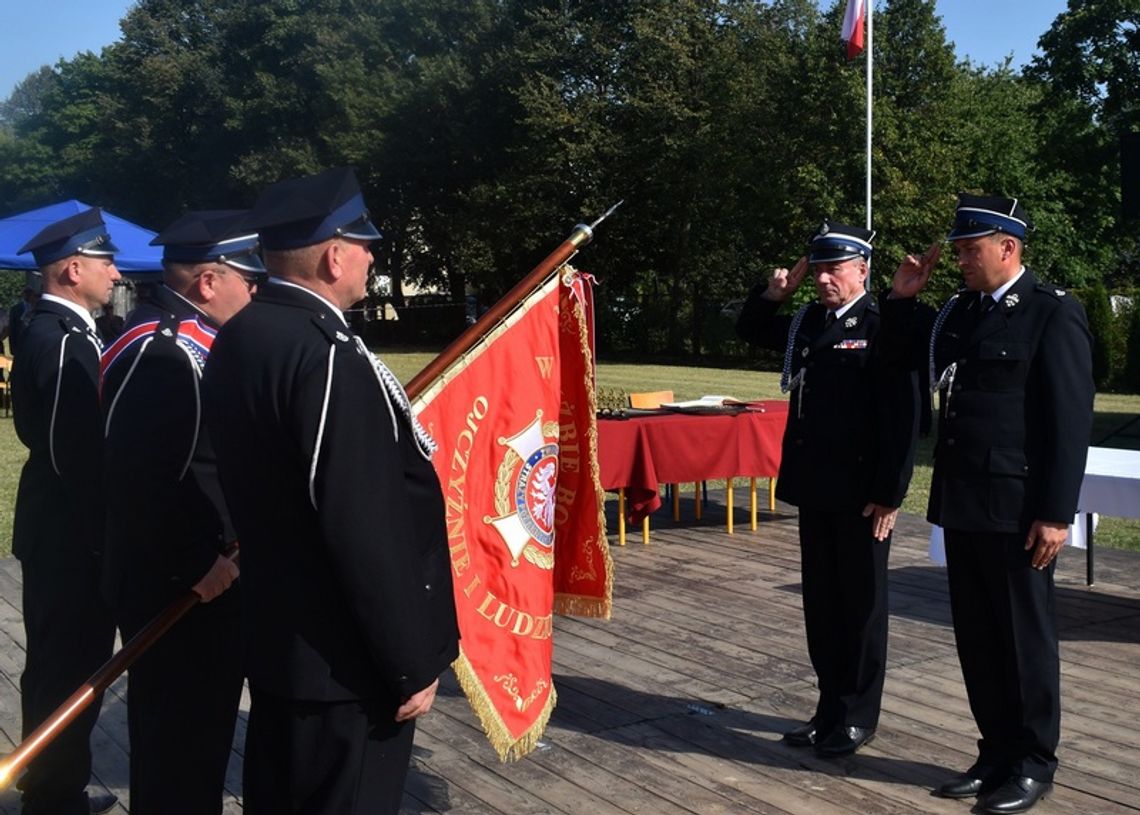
left=0, top=356, right=12, bottom=418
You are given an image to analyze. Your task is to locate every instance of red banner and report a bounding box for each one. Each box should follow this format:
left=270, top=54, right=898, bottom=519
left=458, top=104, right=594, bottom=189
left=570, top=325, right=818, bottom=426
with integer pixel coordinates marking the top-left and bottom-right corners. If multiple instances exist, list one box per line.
left=413, top=268, right=611, bottom=761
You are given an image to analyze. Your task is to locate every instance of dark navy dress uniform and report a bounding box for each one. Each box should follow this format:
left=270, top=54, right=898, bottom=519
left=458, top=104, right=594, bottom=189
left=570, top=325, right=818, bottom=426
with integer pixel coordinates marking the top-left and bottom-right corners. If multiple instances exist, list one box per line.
left=10, top=210, right=118, bottom=815
left=101, top=248, right=252, bottom=814
left=202, top=168, right=459, bottom=815
left=884, top=194, right=1094, bottom=799
left=737, top=222, right=919, bottom=748
left=928, top=272, right=1091, bottom=784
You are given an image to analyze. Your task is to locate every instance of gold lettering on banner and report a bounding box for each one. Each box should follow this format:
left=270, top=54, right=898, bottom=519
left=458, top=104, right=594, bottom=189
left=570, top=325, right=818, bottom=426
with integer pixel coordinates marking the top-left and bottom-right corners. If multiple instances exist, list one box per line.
left=470, top=584, right=552, bottom=640
left=535, top=356, right=555, bottom=378
left=446, top=396, right=489, bottom=579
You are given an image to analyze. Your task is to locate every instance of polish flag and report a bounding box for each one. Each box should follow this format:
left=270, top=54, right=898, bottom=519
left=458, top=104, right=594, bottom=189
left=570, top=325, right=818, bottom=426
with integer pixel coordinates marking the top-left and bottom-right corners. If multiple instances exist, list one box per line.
left=843, top=0, right=866, bottom=59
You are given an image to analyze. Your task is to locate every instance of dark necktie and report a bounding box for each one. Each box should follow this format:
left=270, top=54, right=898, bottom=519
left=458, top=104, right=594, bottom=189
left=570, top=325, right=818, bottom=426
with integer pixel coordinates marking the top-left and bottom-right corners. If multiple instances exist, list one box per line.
left=980, top=294, right=996, bottom=313
left=824, top=311, right=837, bottom=329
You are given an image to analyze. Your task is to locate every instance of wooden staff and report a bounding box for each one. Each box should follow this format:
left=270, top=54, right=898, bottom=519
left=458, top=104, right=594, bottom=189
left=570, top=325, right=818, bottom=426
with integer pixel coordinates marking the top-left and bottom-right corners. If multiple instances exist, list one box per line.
left=405, top=202, right=620, bottom=399
left=0, top=548, right=239, bottom=789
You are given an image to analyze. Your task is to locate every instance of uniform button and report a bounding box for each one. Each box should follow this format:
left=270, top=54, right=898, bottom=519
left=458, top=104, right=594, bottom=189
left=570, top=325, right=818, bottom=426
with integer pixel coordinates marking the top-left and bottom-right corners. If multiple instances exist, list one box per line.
left=946, top=438, right=956, bottom=446
left=959, top=358, right=967, bottom=365
left=795, top=439, right=804, bottom=446
left=947, top=410, right=957, bottom=419
left=1000, top=350, right=1008, bottom=357
left=424, top=583, right=432, bottom=591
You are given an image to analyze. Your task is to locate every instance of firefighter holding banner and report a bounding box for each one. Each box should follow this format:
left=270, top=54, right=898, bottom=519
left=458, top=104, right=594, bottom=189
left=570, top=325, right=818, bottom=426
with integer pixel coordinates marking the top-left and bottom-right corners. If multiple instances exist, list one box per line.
left=202, top=167, right=459, bottom=815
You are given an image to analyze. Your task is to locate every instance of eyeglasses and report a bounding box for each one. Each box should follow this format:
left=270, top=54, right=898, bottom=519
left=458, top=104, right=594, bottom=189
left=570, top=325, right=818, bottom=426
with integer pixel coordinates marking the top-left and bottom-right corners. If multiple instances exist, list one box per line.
left=232, top=271, right=259, bottom=292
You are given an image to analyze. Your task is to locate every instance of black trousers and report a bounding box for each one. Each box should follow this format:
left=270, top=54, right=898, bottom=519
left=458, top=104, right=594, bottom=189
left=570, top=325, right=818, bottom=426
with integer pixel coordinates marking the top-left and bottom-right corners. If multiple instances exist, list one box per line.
left=118, top=591, right=243, bottom=815
left=944, top=529, right=1059, bottom=783
left=18, top=560, right=116, bottom=815
left=798, top=508, right=891, bottom=734
left=243, top=688, right=415, bottom=815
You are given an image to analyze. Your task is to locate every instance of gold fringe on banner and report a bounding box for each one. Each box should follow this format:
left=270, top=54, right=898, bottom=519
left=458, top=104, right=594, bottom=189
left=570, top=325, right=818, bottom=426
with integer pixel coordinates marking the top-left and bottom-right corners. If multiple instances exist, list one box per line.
left=553, top=275, right=613, bottom=620
left=451, top=648, right=557, bottom=763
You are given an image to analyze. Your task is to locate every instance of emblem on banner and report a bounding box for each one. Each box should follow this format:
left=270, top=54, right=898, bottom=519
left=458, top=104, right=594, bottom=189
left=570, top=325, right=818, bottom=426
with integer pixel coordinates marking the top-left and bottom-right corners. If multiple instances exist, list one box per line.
left=487, top=412, right=560, bottom=570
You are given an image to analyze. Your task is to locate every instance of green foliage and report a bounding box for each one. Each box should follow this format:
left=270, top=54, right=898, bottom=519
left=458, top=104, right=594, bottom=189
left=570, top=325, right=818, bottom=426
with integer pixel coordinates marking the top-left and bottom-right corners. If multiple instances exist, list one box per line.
left=0, top=0, right=1137, bottom=382
left=1125, top=298, right=1140, bottom=392
left=1084, top=281, right=1116, bottom=388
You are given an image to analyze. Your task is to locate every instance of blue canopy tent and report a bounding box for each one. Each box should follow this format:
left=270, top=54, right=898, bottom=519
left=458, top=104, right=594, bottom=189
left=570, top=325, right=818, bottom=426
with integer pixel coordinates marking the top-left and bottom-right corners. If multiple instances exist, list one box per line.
left=0, top=200, right=163, bottom=273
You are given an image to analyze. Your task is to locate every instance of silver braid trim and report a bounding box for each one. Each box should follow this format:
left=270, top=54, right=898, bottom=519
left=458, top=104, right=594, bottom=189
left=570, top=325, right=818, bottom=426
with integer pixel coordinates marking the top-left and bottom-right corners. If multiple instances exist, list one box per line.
left=929, top=293, right=960, bottom=395
left=780, top=303, right=811, bottom=393
left=353, top=336, right=438, bottom=460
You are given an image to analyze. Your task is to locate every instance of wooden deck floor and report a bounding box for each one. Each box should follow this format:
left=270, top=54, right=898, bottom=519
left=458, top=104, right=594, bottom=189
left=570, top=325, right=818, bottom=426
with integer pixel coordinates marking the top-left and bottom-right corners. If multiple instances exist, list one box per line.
left=1, top=494, right=1139, bottom=814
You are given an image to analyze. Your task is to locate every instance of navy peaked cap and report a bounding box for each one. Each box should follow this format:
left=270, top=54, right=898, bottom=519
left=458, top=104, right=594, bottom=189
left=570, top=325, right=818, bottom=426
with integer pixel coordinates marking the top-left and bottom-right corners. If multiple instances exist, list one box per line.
left=18, top=207, right=120, bottom=267
left=948, top=193, right=1033, bottom=241
left=807, top=220, right=875, bottom=264
left=246, top=167, right=381, bottom=251
left=151, top=210, right=266, bottom=273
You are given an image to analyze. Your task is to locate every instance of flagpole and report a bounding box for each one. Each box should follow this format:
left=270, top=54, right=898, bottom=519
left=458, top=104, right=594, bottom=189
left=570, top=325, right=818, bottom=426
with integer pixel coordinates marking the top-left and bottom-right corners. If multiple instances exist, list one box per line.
left=865, top=0, right=873, bottom=231
left=405, top=202, right=621, bottom=401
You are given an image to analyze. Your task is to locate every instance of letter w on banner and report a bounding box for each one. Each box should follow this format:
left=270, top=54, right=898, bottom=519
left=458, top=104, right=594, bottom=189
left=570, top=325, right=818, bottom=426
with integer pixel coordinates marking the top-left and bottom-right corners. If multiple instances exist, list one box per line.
left=412, top=267, right=612, bottom=761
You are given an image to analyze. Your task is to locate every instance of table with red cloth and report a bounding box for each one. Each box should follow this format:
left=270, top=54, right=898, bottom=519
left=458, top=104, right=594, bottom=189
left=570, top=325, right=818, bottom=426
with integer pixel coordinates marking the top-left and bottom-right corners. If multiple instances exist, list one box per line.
left=597, top=402, right=789, bottom=528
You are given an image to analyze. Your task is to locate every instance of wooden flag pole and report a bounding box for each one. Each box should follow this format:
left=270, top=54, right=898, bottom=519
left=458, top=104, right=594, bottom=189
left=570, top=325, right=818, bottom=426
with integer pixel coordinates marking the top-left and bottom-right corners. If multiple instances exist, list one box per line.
left=405, top=202, right=620, bottom=400
left=0, top=547, right=239, bottom=789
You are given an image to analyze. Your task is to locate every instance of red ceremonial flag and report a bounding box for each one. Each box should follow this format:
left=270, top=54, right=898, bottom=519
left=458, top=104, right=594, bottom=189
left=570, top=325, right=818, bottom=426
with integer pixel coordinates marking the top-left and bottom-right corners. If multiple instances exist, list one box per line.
left=842, top=0, right=865, bottom=59
left=413, top=267, right=611, bottom=761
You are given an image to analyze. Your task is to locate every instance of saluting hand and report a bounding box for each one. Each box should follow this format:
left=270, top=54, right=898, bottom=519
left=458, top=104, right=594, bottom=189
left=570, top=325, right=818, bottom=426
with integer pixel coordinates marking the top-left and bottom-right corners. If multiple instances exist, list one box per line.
left=764, top=256, right=809, bottom=302
left=862, top=503, right=899, bottom=542
left=1026, top=520, right=1068, bottom=569
left=396, top=678, right=439, bottom=722
left=890, top=241, right=941, bottom=299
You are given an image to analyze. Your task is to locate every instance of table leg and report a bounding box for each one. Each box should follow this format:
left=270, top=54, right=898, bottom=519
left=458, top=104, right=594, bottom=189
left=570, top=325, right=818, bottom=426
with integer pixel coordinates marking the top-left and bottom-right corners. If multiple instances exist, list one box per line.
left=726, top=478, right=734, bottom=535
left=694, top=482, right=702, bottom=520
left=750, top=477, right=758, bottom=531
left=617, top=489, right=626, bottom=546
left=642, top=515, right=650, bottom=545
left=672, top=484, right=680, bottom=521
left=1086, top=511, right=1095, bottom=587
left=768, top=477, right=776, bottom=511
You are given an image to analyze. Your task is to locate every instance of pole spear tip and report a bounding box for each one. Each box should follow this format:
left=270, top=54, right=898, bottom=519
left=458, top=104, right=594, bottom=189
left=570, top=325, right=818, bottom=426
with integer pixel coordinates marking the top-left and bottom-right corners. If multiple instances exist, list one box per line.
left=590, top=199, right=624, bottom=229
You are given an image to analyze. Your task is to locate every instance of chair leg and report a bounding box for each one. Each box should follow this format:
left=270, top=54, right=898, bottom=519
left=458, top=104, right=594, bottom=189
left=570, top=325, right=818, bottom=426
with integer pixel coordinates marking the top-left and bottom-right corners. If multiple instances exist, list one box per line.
left=726, top=478, right=734, bottom=535
left=694, top=482, right=702, bottom=520
left=617, top=489, right=627, bottom=546
left=671, top=484, right=680, bottom=521
left=768, top=477, right=777, bottom=511
left=641, top=515, right=650, bottom=545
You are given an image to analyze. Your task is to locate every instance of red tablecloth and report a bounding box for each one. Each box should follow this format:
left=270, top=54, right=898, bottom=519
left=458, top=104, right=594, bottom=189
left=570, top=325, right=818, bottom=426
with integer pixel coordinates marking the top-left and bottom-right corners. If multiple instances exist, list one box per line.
left=597, top=402, right=788, bottom=522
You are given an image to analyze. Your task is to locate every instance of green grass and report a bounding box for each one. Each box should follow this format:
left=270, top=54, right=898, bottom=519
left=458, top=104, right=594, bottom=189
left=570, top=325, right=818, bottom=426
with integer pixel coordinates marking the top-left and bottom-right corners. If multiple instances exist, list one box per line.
left=1, top=351, right=1136, bottom=556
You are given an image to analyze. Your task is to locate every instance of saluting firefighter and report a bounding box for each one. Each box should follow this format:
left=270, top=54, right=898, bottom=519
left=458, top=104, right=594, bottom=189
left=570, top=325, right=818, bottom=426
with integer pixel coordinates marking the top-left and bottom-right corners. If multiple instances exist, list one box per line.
left=888, top=194, right=1094, bottom=814
left=736, top=221, right=920, bottom=758
left=202, top=168, right=459, bottom=815
left=11, top=208, right=120, bottom=815
left=101, top=211, right=261, bottom=814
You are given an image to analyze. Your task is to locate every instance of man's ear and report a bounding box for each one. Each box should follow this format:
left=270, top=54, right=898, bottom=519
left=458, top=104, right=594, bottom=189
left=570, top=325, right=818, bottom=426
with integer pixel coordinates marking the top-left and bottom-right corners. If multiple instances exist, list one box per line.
left=62, top=257, right=83, bottom=285
left=193, top=268, right=218, bottom=303
left=323, top=241, right=345, bottom=282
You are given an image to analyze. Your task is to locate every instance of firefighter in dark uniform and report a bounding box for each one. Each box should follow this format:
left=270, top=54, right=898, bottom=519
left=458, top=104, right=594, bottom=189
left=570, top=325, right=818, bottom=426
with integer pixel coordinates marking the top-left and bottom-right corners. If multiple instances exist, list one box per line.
left=736, top=221, right=920, bottom=757
left=202, top=168, right=460, bottom=815
left=101, top=211, right=262, bottom=814
left=888, top=194, right=1094, bottom=814
left=11, top=208, right=120, bottom=815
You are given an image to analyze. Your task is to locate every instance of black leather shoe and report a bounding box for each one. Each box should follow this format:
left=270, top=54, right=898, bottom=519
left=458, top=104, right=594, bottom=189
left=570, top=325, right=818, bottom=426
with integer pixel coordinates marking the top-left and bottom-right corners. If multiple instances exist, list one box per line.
left=983, top=776, right=1052, bottom=814
left=89, top=792, right=118, bottom=814
left=782, top=720, right=818, bottom=747
left=813, top=725, right=875, bottom=757
left=937, top=773, right=994, bottom=799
